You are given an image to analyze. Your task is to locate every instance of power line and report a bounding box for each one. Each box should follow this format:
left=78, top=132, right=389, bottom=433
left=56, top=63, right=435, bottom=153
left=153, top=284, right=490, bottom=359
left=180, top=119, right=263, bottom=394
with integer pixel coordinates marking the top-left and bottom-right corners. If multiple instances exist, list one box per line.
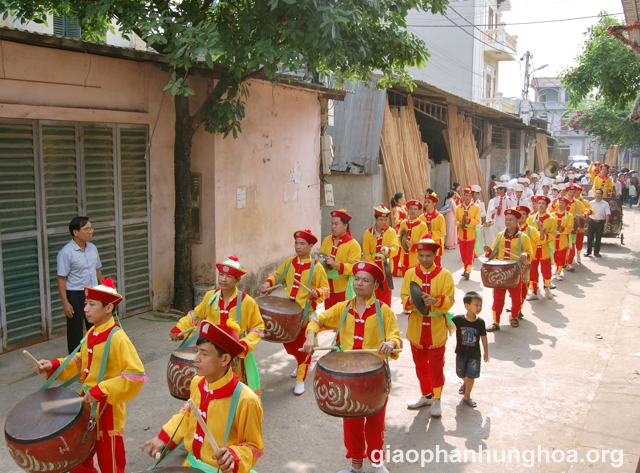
left=447, top=5, right=499, bottom=44
left=407, top=12, right=624, bottom=28
left=443, top=13, right=521, bottom=55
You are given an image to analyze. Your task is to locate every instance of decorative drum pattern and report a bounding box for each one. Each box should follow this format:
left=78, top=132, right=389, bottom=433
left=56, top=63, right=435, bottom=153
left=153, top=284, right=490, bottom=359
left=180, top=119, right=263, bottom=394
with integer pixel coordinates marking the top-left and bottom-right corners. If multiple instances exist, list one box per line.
left=257, top=296, right=303, bottom=343
left=481, top=260, right=521, bottom=288
left=167, top=347, right=198, bottom=400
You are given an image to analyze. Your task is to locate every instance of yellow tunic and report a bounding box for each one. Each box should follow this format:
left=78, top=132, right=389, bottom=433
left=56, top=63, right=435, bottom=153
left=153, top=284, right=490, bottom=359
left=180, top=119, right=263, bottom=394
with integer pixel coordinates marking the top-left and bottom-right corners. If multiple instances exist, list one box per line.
left=553, top=211, right=575, bottom=251
left=49, top=318, right=146, bottom=436
left=588, top=163, right=597, bottom=182
left=455, top=203, right=481, bottom=241
left=569, top=197, right=593, bottom=232
left=400, top=264, right=455, bottom=349
left=160, top=369, right=263, bottom=473
left=319, top=235, right=362, bottom=295
left=265, top=256, right=329, bottom=310
left=398, top=218, right=429, bottom=269
left=307, top=296, right=402, bottom=360
left=362, top=226, right=399, bottom=272
left=593, top=175, right=614, bottom=197
left=520, top=224, right=540, bottom=254
left=527, top=212, right=558, bottom=260
left=486, top=230, right=533, bottom=264
left=418, top=211, right=446, bottom=254
left=174, top=287, right=265, bottom=356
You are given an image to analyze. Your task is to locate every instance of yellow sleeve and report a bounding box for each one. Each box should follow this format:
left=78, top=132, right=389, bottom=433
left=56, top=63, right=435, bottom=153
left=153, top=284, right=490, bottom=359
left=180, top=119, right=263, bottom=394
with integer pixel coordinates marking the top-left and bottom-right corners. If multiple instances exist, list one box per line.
left=308, top=302, right=347, bottom=333
left=175, top=310, right=200, bottom=333
left=311, top=263, right=330, bottom=302
left=562, top=214, right=575, bottom=234
left=193, top=290, right=218, bottom=319
left=161, top=380, right=197, bottom=446
left=521, top=234, right=533, bottom=265
left=227, top=391, right=264, bottom=473
left=468, top=205, right=481, bottom=227
left=49, top=352, right=83, bottom=381
left=265, top=257, right=294, bottom=286
left=93, top=333, right=146, bottom=405
left=340, top=240, right=362, bottom=276
left=319, top=236, right=333, bottom=255
left=238, top=296, right=265, bottom=357
left=454, top=206, right=463, bottom=227
left=399, top=269, right=415, bottom=310
left=382, top=305, right=402, bottom=360
left=386, top=227, right=400, bottom=259
left=431, top=271, right=455, bottom=313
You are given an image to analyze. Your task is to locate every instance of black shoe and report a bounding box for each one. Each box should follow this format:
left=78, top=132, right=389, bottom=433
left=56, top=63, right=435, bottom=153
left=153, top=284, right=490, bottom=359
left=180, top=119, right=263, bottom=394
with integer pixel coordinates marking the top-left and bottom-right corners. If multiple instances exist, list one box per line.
left=595, top=253, right=602, bottom=257
left=518, top=311, right=524, bottom=319
left=462, top=272, right=470, bottom=280
left=584, top=252, right=592, bottom=257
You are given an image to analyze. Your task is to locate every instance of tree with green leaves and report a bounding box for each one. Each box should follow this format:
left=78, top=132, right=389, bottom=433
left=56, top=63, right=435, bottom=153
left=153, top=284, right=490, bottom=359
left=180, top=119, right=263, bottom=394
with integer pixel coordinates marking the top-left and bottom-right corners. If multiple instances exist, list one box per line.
left=2, top=0, right=448, bottom=310
left=563, top=101, right=640, bottom=149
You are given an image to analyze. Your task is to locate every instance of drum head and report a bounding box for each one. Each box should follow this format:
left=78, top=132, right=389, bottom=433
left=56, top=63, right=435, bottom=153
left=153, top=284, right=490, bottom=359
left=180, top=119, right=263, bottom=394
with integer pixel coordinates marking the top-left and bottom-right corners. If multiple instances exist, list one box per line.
left=317, top=351, right=384, bottom=376
left=410, top=281, right=428, bottom=315
left=484, top=260, right=517, bottom=267
left=171, top=346, right=198, bottom=362
left=257, top=296, right=302, bottom=315
left=5, top=387, right=85, bottom=444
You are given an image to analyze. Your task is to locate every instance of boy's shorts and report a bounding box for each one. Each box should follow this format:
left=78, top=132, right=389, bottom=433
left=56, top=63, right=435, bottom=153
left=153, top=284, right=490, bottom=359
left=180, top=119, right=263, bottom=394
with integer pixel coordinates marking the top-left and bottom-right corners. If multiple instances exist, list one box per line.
left=456, top=354, right=481, bottom=379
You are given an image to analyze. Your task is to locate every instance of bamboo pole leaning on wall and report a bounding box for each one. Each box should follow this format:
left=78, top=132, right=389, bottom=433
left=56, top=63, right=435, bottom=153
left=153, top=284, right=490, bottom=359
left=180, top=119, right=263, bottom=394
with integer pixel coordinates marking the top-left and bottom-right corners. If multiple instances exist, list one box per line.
left=605, top=145, right=618, bottom=168
left=380, top=97, right=431, bottom=203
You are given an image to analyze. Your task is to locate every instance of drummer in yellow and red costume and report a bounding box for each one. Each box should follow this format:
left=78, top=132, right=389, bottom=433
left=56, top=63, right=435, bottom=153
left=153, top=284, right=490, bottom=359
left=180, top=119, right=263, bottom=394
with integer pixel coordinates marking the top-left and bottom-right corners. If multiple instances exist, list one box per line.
left=484, top=208, right=533, bottom=331
left=319, top=209, right=362, bottom=309
left=142, top=322, right=263, bottom=473
left=259, top=229, right=329, bottom=395
left=400, top=237, right=455, bottom=418
left=36, top=279, right=146, bottom=473
left=398, top=200, right=428, bottom=275
left=593, top=164, right=615, bottom=197
left=455, top=186, right=482, bottom=280
left=419, top=193, right=446, bottom=266
left=170, top=256, right=264, bottom=392
left=527, top=196, right=558, bottom=300
left=552, top=196, right=575, bottom=281
left=566, top=183, right=593, bottom=269
left=363, top=204, right=399, bottom=307
left=515, top=205, right=540, bottom=315
left=303, top=261, right=401, bottom=473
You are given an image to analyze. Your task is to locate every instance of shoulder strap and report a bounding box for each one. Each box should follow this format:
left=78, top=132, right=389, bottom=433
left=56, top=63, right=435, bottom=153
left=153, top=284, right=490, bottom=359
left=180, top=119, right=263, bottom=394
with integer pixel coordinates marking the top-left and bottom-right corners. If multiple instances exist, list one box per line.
left=487, top=233, right=503, bottom=261
left=205, top=290, right=222, bottom=311
left=40, top=333, right=88, bottom=391
left=301, top=259, right=315, bottom=321
left=375, top=300, right=392, bottom=390
left=274, top=259, right=293, bottom=287
left=223, top=382, right=245, bottom=446
left=331, top=303, right=352, bottom=349
left=236, top=291, right=243, bottom=326
left=97, top=326, right=120, bottom=385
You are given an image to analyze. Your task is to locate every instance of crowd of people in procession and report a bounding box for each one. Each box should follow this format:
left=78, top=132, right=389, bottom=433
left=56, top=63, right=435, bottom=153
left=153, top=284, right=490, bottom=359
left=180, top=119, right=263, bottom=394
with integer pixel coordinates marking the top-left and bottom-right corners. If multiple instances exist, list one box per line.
left=21, top=160, right=625, bottom=473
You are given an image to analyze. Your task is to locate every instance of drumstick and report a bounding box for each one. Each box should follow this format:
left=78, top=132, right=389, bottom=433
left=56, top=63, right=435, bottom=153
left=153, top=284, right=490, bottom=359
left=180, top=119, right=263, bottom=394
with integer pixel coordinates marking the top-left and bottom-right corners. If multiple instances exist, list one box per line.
left=298, top=346, right=338, bottom=351
left=293, top=279, right=313, bottom=293
left=41, top=397, right=84, bottom=412
left=256, top=284, right=283, bottom=298
left=169, top=326, right=196, bottom=342
left=343, top=349, right=402, bottom=354
left=187, top=399, right=219, bottom=453
left=23, top=350, right=41, bottom=367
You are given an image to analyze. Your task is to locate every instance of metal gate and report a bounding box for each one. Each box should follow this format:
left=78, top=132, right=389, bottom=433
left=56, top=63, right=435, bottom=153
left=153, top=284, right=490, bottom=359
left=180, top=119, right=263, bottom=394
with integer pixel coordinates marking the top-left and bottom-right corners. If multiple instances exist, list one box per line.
left=0, top=120, right=151, bottom=352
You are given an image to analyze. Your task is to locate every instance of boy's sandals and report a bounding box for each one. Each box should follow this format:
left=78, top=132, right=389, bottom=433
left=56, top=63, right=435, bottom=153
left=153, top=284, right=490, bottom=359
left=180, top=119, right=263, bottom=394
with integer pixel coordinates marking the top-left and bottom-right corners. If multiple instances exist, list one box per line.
left=463, top=398, right=477, bottom=408
left=458, top=384, right=465, bottom=395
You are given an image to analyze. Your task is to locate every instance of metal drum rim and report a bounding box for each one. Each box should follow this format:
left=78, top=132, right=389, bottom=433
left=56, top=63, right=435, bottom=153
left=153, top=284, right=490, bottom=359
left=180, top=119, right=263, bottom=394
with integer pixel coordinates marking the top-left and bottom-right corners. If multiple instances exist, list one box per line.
left=170, top=347, right=198, bottom=363
left=257, top=296, right=303, bottom=315
left=316, top=363, right=386, bottom=378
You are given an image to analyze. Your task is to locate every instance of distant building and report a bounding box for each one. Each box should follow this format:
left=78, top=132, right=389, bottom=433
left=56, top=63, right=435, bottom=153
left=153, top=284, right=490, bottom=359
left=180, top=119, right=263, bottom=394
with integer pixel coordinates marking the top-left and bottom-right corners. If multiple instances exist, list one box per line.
left=407, top=0, right=518, bottom=112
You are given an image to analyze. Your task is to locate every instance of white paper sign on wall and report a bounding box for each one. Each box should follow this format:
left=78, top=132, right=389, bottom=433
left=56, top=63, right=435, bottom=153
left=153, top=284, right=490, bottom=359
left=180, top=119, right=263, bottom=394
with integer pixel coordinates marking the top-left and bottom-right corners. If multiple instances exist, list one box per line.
left=237, top=187, right=246, bottom=209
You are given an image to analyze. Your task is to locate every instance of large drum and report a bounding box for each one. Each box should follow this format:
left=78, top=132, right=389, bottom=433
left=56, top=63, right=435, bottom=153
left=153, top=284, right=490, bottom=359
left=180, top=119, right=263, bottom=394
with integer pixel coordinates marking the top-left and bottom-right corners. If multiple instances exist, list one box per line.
left=313, top=351, right=389, bottom=418
left=167, top=347, right=197, bottom=400
left=4, top=387, right=96, bottom=473
left=257, top=296, right=303, bottom=343
left=481, top=260, right=521, bottom=288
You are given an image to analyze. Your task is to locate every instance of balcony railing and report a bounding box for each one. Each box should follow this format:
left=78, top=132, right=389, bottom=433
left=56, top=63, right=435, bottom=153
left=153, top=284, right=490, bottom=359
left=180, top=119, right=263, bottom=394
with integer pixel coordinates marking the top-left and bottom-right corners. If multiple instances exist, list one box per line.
left=484, top=24, right=517, bottom=57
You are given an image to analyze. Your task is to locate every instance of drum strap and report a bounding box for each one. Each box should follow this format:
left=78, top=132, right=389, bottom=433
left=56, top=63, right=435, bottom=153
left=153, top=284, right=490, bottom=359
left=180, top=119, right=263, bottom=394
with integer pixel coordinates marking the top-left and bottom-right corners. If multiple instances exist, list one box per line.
left=89, top=326, right=120, bottom=421
left=40, top=335, right=87, bottom=391
left=374, top=300, right=392, bottom=390
left=274, top=259, right=293, bottom=287
left=301, top=259, right=315, bottom=322
left=488, top=231, right=522, bottom=264
left=331, top=303, right=353, bottom=349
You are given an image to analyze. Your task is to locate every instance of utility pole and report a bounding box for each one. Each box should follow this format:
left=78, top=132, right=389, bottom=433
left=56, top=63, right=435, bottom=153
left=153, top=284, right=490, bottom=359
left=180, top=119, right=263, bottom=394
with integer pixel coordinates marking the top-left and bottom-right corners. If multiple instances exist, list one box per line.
left=521, top=51, right=532, bottom=100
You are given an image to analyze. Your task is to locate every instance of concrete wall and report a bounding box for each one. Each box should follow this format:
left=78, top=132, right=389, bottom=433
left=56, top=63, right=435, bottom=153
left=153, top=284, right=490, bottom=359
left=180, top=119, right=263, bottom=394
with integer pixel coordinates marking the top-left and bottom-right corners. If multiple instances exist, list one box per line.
left=0, top=39, right=323, bottom=308
left=320, top=167, right=386, bottom=246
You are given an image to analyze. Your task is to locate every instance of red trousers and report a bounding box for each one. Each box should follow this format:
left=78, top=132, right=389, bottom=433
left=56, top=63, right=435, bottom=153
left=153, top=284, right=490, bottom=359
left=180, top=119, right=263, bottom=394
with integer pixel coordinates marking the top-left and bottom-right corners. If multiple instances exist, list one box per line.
left=343, top=398, right=388, bottom=463
left=458, top=239, right=476, bottom=270
left=71, top=406, right=126, bottom=473
left=554, top=247, right=568, bottom=269
left=375, top=283, right=392, bottom=307
left=567, top=232, right=585, bottom=264
left=324, top=290, right=346, bottom=310
left=530, top=257, right=552, bottom=293
left=283, top=323, right=311, bottom=379
left=410, top=344, right=445, bottom=396
left=492, top=276, right=523, bottom=323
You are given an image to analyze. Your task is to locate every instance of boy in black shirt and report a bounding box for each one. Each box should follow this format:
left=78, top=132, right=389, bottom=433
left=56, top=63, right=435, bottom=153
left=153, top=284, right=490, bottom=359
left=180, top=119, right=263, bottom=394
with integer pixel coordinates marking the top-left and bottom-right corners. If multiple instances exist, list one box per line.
left=453, top=291, right=489, bottom=408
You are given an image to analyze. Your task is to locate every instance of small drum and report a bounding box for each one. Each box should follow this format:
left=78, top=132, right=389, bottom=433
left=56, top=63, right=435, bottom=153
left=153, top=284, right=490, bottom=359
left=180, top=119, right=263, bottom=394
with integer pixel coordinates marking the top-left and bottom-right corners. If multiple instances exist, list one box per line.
left=313, top=351, right=389, bottom=418
left=167, top=347, right=198, bottom=400
left=257, top=296, right=303, bottom=343
left=5, top=387, right=96, bottom=473
left=481, top=260, right=521, bottom=288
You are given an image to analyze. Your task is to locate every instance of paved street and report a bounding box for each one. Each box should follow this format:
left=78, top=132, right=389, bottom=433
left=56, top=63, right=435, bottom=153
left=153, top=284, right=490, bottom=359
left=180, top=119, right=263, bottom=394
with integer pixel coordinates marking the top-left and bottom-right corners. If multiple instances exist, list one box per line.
left=1, top=208, right=640, bottom=473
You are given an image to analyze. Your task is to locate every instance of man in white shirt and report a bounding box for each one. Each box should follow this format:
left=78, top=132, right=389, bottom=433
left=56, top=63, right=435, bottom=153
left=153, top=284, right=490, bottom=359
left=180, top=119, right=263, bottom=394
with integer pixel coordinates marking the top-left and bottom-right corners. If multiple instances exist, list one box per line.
left=585, top=189, right=611, bottom=258
left=520, top=178, right=534, bottom=199
left=529, top=173, right=540, bottom=195
left=612, top=173, right=622, bottom=197
left=512, top=184, right=532, bottom=210
left=486, top=182, right=514, bottom=243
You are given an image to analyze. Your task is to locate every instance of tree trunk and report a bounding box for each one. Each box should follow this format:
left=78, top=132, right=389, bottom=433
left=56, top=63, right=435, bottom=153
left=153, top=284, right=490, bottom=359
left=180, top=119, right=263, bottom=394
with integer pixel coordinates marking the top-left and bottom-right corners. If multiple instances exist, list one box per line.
left=173, top=95, right=196, bottom=311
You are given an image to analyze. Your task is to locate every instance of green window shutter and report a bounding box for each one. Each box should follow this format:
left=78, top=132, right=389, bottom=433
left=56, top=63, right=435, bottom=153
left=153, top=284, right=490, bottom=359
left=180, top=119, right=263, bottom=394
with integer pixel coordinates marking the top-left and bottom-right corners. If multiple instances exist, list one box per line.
left=47, top=233, right=71, bottom=334
left=52, top=15, right=81, bottom=39
left=122, top=223, right=150, bottom=311
left=83, top=127, right=115, bottom=223
left=3, top=238, right=44, bottom=346
left=42, top=125, right=78, bottom=228
left=53, top=15, right=64, bottom=36
left=91, top=227, right=117, bottom=288
left=120, top=128, right=148, bottom=220
left=0, top=123, right=37, bottom=234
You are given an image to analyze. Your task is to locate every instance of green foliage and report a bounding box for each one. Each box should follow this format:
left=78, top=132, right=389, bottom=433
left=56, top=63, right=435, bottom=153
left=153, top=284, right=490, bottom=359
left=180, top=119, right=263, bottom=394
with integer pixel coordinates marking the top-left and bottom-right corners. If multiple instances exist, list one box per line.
left=2, top=0, right=449, bottom=136
left=560, top=12, right=640, bottom=110
left=563, top=101, right=640, bottom=148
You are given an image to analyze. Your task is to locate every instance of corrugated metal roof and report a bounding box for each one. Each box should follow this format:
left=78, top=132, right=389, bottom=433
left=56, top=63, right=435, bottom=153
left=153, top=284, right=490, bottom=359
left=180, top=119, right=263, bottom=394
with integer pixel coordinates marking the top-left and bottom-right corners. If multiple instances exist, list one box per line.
left=326, top=81, right=386, bottom=174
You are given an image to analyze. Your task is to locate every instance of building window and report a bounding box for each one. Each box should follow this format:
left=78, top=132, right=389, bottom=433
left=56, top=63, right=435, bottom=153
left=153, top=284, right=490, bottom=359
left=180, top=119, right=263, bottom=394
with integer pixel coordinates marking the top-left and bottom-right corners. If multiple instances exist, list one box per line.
left=53, top=15, right=81, bottom=39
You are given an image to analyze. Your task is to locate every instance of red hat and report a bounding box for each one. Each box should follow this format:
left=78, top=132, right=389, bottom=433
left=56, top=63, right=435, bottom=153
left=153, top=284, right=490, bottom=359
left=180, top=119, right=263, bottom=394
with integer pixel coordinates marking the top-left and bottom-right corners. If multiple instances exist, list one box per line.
left=558, top=196, right=572, bottom=205
left=373, top=204, right=391, bottom=217
left=574, top=183, right=583, bottom=191
left=602, top=164, right=611, bottom=170
left=215, top=256, right=247, bottom=278
left=536, top=195, right=551, bottom=204
left=424, top=193, right=439, bottom=204
left=566, top=183, right=578, bottom=190
left=515, top=205, right=531, bottom=215
left=331, top=209, right=352, bottom=222
left=84, top=278, right=123, bottom=307
left=198, top=322, right=244, bottom=359
left=504, top=208, right=522, bottom=219
left=352, top=261, right=385, bottom=284
left=415, top=236, right=441, bottom=253
left=463, top=186, right=474, bottom=195
left=406, top=199, right=423, bottom=210
left=293, top=229, right=318, bottom=245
